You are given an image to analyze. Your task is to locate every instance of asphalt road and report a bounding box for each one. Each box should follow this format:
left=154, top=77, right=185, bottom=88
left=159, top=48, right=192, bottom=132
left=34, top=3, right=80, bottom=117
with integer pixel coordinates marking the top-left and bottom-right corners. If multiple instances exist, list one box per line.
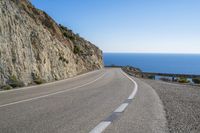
left=0, top=68, right=168, bottom=133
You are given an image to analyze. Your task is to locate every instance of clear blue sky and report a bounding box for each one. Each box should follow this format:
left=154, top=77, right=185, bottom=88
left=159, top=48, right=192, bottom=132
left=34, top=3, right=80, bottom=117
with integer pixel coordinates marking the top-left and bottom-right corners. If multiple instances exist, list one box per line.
left=31, top=0, right=200, bottom=53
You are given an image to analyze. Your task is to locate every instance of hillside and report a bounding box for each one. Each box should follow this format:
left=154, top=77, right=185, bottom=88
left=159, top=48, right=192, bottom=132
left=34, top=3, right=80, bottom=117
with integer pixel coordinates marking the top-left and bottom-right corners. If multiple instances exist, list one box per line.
left=0, top=0, right=103, bottom=88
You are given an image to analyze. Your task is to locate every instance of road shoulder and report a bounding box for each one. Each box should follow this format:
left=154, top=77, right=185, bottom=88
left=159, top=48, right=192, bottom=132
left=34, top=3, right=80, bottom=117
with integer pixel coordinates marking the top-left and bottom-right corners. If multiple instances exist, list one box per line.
left=143, top=79, right=200, bottom=133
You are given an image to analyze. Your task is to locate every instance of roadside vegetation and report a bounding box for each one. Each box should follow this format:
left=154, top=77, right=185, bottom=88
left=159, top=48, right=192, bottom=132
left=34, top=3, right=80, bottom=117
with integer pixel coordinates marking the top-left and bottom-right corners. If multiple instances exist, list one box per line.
left=0, top=84, right=12, bottom=90
left=178, top=77, right=189, bottom=83
left=0, top=74, right=47, bottom=91
left=33, top=77, right=46, bottom=85
left=32, top=74, right=46, bottom=85
left=122, top=66, right=200, bottom=85
left=7, top=75, right=25, bottom=88
left=192, top=78, right=200, bottom=84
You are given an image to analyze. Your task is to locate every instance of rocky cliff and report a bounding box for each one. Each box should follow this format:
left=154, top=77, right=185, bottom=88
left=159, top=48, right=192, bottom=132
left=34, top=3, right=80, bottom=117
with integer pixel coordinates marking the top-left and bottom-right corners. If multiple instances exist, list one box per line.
left=0, top=0, right=103, bottom=88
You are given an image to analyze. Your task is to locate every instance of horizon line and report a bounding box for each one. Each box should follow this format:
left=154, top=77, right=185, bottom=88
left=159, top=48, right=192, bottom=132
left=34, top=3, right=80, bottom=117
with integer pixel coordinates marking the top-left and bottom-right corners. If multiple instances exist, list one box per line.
left=103, top=52, right=200, bottom=54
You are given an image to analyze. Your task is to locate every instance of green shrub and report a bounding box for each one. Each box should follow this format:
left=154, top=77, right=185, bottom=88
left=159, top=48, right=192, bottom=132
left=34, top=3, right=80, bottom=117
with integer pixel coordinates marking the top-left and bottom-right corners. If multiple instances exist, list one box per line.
left=192, top=78, right=200, bottom=84
left=63, top=32, right=75, bottom=40
left=0, top=85, right=13, bottom=90
left=178, top=77, right=189, bottom=83
left=73, top=45, right=82, bottom=54
left=31, top=73, right=46, bottom=85
left=63, top=32, right=69, bottom=38
left=8, top=75, right=24, bottom=88
left=33, top=76, right=46, bottom=85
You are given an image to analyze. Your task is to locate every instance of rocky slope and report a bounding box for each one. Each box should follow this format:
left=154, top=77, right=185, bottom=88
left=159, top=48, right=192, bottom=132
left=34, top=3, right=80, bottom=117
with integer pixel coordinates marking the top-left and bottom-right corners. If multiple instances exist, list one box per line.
left=0, top=0, right=103, bottom=88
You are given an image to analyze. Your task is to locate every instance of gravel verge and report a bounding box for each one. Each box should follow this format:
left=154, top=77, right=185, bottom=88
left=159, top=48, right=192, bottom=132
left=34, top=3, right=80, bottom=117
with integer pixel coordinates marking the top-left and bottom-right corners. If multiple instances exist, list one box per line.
left=142, top=79, right=200, bottom=133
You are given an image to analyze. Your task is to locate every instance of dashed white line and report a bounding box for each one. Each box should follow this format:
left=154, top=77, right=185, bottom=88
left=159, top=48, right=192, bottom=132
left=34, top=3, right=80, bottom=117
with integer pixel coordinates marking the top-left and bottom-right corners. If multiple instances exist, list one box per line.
left=114, top=103, right=129, bottom=113
left=89, top=69, right=138, bottom=133
left=89, top=122, right=111, bottom=133
left=0, top=73, right=105, bottom=108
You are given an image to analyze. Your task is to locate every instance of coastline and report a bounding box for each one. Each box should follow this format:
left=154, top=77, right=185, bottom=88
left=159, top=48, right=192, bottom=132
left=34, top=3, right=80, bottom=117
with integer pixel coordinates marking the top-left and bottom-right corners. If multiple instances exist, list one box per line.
left=106, top=65, right=200, bottom=86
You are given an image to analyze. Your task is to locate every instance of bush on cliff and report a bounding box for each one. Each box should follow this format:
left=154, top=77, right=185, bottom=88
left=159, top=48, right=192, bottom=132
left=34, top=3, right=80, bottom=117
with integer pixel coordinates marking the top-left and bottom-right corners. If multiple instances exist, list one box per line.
left=7, top=75, right=25, bottom=88
left=74, top=45, right=82, bottom=54
left=192, top=78, right=200, bottom=84
left=0, top=84, right=13, bottom=90
left=31, top=73, right=46, bottom=85
left=63, top=32, right=75, bottom=40
left=33, top=77, right=46, bottom=85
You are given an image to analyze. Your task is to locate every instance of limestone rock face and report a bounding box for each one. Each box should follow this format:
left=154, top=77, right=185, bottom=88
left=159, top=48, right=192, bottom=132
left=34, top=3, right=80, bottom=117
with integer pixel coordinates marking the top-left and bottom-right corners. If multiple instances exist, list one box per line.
left=0, top=0, right=103, bottom=86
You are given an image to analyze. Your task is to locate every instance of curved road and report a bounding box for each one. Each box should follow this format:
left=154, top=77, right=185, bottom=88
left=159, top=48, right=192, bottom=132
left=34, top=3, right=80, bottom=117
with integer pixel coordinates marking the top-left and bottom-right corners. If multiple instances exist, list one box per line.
left=0, top=68, right=168, bottom=133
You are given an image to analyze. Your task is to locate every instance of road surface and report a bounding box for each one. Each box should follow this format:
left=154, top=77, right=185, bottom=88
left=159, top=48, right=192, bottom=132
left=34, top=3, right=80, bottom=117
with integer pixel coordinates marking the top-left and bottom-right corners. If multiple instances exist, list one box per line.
left=0, top=68, right=168, bottom=133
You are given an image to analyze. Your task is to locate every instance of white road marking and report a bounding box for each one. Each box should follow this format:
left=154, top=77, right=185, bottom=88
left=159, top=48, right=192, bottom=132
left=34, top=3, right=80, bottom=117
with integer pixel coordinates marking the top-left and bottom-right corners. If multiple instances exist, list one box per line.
left=0, top=69, right=104, bottom=94
left=114, top=103, right=129, bottom=113
left=0, top=73, right=105, bottom=108
left=89, top=69, right=138, bottom=133
left=89, top=122, right=111, bottom=133
left=121, top=70, right=138, bottom=100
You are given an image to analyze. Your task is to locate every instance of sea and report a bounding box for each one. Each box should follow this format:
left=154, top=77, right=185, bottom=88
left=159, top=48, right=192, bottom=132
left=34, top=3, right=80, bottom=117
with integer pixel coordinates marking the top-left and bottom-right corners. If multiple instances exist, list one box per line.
left=103, top=53, right=200, bottom=75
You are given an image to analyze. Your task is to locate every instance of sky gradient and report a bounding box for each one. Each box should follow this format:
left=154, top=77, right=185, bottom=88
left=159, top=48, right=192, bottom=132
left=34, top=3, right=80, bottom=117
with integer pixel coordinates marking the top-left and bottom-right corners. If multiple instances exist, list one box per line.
left=31, top=0, right=200, bottom=53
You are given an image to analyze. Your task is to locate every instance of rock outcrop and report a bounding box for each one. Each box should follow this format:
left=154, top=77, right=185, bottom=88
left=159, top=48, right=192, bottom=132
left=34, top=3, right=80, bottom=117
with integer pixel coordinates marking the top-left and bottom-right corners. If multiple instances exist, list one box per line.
left=0, top=0, right=103, bottom=87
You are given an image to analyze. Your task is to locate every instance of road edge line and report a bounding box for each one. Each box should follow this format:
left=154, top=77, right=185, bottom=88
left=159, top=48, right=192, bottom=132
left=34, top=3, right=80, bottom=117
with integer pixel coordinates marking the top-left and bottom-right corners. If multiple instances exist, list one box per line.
left=0, top=69, right=105, bottom=94
left=0, top=73, right=105, bottom=108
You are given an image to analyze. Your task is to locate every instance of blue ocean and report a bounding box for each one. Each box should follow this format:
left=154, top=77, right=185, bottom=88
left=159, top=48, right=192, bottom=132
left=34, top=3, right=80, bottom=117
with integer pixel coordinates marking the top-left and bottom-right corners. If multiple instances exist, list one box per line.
left=104, top=53, right=200, bottom=75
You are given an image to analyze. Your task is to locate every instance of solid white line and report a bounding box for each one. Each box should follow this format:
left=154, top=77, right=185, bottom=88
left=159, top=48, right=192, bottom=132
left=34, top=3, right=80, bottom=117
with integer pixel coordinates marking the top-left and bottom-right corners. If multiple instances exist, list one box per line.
left=121, top=70, right=138, bottom=100
left=0, top=69, right=104, bottom=94
left=114, top=103, right=129, bottom=113
left=89, top=122, right=111, bottom=133
left=0, top=73, right=105, bottom=108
